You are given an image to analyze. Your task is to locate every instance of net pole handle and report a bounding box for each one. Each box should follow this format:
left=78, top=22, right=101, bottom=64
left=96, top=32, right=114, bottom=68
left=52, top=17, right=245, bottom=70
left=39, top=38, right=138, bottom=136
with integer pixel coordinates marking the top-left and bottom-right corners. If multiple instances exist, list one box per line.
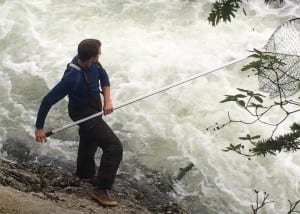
left=46, top=131, right=53, bottom=137
left=45, top=54, right=249, bottom=137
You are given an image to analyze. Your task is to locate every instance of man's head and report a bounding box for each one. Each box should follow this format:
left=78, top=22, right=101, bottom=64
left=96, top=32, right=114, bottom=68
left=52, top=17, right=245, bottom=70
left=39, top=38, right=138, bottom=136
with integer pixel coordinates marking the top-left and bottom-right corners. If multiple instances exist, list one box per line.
left=78, top=39, right=101, bottom=63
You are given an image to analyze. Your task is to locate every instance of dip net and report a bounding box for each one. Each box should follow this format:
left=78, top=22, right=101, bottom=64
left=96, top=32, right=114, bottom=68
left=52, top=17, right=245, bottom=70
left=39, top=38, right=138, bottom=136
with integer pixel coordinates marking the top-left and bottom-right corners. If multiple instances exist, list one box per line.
left=259, top=18, right=300, bottom=97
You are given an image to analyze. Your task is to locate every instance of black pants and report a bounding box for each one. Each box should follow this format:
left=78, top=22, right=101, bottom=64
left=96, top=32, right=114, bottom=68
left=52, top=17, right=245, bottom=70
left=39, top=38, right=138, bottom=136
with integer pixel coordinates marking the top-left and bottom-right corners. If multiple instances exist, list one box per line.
left=69, top=96, right=123, bottom=189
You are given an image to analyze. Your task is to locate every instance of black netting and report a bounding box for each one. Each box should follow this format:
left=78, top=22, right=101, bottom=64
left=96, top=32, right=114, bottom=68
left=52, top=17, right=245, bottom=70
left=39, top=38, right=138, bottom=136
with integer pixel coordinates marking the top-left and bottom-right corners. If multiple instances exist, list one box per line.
left=259, top=18, right=300, bottom=97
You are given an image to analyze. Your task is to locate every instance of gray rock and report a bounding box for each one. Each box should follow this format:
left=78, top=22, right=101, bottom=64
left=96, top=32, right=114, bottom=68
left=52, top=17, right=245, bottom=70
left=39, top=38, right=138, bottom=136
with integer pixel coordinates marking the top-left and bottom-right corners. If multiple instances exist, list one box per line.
left=1, top=138, right=32, bottom=163
left=0, top=158, right=188, bottom=213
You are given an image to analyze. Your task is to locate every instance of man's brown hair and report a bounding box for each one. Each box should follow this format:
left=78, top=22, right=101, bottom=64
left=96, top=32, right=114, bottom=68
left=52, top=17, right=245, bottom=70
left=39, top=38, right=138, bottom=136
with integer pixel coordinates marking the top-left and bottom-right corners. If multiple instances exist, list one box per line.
left=78, top=39, right=101, bottom=61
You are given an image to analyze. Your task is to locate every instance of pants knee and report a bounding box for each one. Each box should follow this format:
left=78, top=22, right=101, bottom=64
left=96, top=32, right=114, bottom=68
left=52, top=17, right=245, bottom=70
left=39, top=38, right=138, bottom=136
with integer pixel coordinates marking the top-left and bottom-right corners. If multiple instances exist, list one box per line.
left=113, top=139, right=123, bottom=162
left=105, top=138, right=123, bottom=163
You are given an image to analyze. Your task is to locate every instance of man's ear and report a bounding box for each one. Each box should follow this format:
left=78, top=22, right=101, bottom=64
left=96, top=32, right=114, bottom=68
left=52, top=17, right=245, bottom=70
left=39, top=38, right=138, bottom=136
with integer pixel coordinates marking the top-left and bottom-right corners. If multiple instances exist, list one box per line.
left=91, top=56, right=98, bottom=63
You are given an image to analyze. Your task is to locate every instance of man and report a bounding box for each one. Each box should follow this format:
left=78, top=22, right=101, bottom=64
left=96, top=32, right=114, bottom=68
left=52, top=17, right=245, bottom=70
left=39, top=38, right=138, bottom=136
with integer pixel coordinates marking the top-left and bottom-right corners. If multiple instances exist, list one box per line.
left=35, top=39, right=123, bottom=206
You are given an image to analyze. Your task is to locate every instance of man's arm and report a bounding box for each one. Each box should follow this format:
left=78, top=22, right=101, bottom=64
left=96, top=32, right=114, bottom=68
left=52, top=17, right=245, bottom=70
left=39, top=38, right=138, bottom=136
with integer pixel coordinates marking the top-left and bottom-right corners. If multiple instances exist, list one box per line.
left=97, top=62, right=112, bottom=115
left=35, top=76, right=73, bottom=142
left=102, top=86, right=113, bottom=115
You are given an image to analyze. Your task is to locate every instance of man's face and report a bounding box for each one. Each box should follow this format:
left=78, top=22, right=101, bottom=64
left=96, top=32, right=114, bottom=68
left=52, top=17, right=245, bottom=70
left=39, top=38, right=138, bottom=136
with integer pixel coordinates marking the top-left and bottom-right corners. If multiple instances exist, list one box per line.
left=92, top=46, right=101, bottom=63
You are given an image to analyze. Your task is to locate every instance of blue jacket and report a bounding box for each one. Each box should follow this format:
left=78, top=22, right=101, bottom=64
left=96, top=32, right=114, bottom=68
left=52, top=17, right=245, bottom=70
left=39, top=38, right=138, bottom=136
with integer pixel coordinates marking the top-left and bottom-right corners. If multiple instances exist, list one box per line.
left=35, top=55, right=110, bottom=129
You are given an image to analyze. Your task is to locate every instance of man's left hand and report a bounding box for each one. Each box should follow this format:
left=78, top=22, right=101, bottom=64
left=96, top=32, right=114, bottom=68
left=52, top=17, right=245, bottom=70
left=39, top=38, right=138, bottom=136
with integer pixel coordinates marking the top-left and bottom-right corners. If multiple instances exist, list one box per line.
left=103, top=100, right=113, bottom=115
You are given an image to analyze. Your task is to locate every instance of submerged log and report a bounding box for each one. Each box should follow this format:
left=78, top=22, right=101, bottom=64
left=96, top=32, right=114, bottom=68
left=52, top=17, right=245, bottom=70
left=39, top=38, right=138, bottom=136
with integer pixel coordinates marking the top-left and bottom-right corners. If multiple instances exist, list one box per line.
left=176, top=163, right=194, bottom=181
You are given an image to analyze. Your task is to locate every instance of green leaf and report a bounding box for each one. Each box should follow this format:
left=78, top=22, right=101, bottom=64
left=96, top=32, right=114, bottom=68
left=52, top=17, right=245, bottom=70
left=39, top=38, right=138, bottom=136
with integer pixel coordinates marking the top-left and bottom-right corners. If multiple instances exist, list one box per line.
left=249, top=103, right=264, bottom=108
left=237, top=100, right=245, bottom=107
left=237, top=88, right=250, bottom=93
left=290, top=123, right=300, bottom=131
left=239, top=134, right=251, bottom=140
left=250, top=135, right=261, bottom=139
left=234, top=94, right=247, bottom=98
left=254, top=96, right=263, bottom=103
left=220, top=94, right=244, bottom=103
left=241, top=60, right=262, bottom=71
left=248, top=53, right=260, bottom=58
left=246, top=91, right=254, bottom=97
left=268, top=151, right=276, bottom=155
left=208, top=0, right=242, bottom=26
left=220, top=99, right=229, bottom=103
left=220, top=97, right=237, bottom=103
left=253, top=93, right=265, bottom=97
left=234, top=144, right=242, bottom=149
left=253, top=48, right=262, bottom=55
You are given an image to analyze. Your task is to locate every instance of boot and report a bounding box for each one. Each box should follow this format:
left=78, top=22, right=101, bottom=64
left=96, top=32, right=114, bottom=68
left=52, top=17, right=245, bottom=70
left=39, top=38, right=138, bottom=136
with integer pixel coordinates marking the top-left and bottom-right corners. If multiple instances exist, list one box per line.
left=78, top=176, right=96, bottom=185
left=91, top=188, right=118, bottom=206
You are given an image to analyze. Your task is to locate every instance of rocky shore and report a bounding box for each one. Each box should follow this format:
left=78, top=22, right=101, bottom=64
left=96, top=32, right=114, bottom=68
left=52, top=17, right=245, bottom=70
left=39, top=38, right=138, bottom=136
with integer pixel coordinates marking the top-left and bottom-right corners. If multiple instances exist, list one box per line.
left=0, top=155, right=189, bottom=214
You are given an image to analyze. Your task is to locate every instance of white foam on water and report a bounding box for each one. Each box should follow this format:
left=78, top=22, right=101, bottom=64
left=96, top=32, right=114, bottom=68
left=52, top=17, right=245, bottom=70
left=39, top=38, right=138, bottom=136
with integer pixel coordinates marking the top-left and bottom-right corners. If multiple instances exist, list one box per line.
left=0, top=0, right=299, bottom=213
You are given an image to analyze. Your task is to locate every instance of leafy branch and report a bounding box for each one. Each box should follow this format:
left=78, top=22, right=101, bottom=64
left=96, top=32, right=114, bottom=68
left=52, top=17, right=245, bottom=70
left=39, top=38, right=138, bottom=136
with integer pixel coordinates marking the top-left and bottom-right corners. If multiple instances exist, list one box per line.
left=208, top=0, right=284, bottom=26
left=223, top=124, right=300, bottom=157
left=249, top=190, right=300, bottom=213
left=214, top=49, right=300, bottom=157
left=208, top=0, right=242, bottom=26
left=251, top=190, right=274, bottom=213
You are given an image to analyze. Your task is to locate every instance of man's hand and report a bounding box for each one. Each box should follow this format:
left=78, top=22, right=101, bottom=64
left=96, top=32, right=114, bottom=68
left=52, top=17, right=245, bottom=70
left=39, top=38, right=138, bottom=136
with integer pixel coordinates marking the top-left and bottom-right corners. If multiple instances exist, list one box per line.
left=35, top=128, right=47, bottom=142
left=103, top=100, right=113, bottom=115
left=102, top=86, right=113, bottom=115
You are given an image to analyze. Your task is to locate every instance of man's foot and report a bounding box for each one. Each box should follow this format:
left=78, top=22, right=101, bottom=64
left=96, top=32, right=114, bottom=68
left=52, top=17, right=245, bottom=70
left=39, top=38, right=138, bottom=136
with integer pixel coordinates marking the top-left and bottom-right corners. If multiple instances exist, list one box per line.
left=91, top=188, right=118, bottom=206
left=80, top=177, right=96, bottom=185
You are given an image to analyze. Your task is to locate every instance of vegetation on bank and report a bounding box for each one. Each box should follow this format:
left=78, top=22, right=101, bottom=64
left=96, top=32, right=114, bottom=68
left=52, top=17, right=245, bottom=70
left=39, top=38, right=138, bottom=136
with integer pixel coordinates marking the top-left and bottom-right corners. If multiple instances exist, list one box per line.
left=208, top=0, right=300, bottom=212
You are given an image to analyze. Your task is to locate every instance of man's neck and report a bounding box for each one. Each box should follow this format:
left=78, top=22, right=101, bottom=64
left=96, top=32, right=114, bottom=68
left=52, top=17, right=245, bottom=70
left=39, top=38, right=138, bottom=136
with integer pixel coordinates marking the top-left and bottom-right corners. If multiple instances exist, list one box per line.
left=78, top=59, right=91, bottom=69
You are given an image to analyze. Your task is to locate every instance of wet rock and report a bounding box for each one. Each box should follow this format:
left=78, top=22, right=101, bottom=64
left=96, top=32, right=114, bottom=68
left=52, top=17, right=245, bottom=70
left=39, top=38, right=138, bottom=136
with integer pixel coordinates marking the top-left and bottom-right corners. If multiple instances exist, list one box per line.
left=36, top=155, right=76, bottom=171
left=1, top=138, right=32, bottom=163
left=0, top=159, right=79, bottom=193
left=0, top=138, right=76, bottom=171
left=116, top=161, right=187, bottom=213
left=0, top=158, right=189, bottom=213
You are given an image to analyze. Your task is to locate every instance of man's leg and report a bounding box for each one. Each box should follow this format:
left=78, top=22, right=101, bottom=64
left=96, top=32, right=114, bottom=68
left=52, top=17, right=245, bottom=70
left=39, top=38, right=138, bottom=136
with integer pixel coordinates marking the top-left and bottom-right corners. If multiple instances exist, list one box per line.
left=94, top=120, right=123, bottom=189
left=76, top=126, right=98, bottom=179
left=90, top=118, right=123, bottom=206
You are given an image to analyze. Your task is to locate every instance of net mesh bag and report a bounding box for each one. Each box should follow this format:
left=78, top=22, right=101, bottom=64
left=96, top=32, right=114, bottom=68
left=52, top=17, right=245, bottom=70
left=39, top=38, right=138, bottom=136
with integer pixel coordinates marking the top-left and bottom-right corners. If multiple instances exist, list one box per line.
left=259, top=18, right=300, bottom=97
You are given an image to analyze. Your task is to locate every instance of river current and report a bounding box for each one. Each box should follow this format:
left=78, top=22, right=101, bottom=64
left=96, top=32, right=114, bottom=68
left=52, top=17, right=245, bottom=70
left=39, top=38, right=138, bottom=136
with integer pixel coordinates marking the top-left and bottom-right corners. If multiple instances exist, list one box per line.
left=0, top=0, right=300, bottom=213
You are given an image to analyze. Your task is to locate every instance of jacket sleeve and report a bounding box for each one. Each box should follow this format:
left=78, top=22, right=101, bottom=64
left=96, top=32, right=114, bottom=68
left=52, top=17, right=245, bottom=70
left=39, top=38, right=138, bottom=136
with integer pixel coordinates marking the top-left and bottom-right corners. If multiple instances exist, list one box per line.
left=97, top=62, right=110, bottom=87
left=35, top=75, right=74, bottom=129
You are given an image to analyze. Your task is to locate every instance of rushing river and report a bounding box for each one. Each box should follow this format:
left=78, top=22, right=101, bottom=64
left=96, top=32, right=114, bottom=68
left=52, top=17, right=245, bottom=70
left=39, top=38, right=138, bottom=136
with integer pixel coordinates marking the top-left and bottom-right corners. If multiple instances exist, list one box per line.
left=0, top=0, right=300, bottom=213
